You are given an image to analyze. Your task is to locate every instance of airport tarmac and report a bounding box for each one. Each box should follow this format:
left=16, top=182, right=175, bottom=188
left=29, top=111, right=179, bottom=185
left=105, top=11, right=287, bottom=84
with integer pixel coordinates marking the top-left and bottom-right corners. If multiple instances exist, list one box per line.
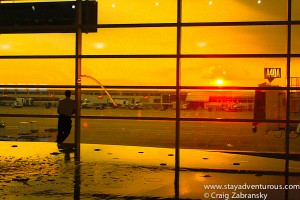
left=1, top=107, right=300, bottom=199
left=1, top=106, right=300, bottom=153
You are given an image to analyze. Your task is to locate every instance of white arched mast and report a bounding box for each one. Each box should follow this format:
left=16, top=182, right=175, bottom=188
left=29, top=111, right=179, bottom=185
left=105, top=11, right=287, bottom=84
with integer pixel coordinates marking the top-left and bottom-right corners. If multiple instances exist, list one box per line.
left=80, top=75, right=117, bottom=107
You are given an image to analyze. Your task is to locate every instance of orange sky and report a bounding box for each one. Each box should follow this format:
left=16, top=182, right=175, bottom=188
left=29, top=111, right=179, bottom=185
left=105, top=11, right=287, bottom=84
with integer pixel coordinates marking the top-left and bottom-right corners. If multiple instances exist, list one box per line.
left=0, top=0, right=300, bottom=87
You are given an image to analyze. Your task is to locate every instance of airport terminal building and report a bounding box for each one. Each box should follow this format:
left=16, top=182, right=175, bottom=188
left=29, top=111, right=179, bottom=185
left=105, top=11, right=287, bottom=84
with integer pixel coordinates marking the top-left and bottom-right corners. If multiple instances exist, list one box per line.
left=1, top=0, right=300, bottom=199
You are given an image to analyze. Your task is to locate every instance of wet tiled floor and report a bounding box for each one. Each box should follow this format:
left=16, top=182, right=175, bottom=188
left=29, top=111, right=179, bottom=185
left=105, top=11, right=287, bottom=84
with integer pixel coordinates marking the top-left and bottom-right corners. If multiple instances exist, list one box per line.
left=1, top=142, right=300, bottom=199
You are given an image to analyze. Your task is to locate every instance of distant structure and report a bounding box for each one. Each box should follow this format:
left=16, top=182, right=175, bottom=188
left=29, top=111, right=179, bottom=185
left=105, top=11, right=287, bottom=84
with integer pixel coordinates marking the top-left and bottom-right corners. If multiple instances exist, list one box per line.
left=80, top=75, right=117, bottom=107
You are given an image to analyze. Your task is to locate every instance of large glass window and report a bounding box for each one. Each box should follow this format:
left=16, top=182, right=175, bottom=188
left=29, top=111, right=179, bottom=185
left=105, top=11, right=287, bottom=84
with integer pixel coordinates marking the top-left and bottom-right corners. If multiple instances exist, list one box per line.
left=80, top=89, right=176, bottom=117
left=98, top=0, right=177, bottom=24
left=182, top=26, right=287, bottom=54
left=0, top=117, right=59, bottom=142
left=181, top=58, right=287, bottom=87
left=292, top=25, right=300, bottom=54
left=82, top=58, right=176, bottom=86
left=0, top=59, right=75, bottom=85
left=82, top=28, right=177, bottom=55
left=180, top=121, right=286, bottom=153
left=81, top=119, right=175, bottom=147
left=292, top=0, right=300, bottom=20
left=291, top=58, right=300, bottom=90
left=182, top=0, right=287, bottom=22
left=0, top=33, right=75, bottom=55
left=1, top=0, right=300, bottom=199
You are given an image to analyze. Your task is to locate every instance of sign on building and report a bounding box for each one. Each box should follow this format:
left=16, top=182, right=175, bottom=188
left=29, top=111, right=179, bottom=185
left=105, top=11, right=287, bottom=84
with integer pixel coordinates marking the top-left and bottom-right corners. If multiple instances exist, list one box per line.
left=264, top=68, right=281, bottom=79
left=264, top=68, right=281, bottom=83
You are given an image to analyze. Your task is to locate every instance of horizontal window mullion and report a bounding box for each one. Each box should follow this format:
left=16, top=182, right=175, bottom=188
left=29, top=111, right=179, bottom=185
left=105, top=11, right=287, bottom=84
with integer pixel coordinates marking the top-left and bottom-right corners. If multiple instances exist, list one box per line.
left=3, top=54, right=299, bottom=59
left=182, top=21, right=289, bottom=27
left=1, top=114, right=296, bottom=124
left=0, top=85, right=75, bottom=89
left=181, top=54, right=288, bottom=58
left=181, top=118, right=289, bottom=124
left=96, top=21, right=300, bottom=28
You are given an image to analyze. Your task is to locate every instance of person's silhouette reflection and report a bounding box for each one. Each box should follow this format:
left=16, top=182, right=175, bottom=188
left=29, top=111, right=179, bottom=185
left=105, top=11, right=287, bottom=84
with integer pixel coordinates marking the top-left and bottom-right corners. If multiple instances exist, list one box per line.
left=58, top=143, right=76, bottom=161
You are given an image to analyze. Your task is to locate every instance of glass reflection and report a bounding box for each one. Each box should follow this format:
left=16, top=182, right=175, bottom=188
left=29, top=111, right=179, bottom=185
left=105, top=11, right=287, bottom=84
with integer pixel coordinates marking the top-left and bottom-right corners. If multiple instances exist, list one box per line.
left=180, top=172, right=286, bottom=200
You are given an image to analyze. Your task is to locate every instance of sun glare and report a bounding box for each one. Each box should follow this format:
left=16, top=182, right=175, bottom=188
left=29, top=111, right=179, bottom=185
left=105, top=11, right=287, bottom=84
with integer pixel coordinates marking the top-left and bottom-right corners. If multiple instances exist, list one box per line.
left=216, top=79, right=223, bottom=85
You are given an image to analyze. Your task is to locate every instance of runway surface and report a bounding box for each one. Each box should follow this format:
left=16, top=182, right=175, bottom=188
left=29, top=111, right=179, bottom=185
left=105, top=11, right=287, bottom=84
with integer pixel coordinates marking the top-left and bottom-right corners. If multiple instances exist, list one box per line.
left=1, top=107, right=300, bottom=199
left=1, top=106, right=300, bottom=153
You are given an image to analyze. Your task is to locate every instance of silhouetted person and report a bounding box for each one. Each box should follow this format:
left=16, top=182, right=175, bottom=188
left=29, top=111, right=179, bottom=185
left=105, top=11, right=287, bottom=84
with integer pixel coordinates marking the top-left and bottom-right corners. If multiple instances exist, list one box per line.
left=56, top=90, right=76, bottom=146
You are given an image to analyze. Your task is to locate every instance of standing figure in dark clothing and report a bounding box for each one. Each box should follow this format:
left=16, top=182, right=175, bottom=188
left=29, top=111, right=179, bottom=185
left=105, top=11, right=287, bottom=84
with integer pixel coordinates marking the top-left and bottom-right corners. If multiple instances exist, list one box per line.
left=56, top=90, right=76, bottom=145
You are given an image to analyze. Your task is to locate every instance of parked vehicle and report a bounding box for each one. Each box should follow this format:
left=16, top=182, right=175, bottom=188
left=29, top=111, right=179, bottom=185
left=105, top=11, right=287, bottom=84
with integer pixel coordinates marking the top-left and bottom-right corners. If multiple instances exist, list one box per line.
left=11, top=97, right=24, bottom=108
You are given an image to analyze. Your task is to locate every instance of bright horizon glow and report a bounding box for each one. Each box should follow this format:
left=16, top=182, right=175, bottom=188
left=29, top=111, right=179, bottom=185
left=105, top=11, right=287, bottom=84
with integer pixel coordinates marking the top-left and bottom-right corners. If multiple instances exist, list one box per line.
left=216, top=79, right=223, bottom=85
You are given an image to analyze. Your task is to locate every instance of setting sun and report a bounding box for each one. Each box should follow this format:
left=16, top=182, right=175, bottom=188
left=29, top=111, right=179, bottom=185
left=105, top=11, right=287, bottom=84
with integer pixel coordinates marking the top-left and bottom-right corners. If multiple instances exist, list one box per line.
left=216, top=79, right=223, bottom=85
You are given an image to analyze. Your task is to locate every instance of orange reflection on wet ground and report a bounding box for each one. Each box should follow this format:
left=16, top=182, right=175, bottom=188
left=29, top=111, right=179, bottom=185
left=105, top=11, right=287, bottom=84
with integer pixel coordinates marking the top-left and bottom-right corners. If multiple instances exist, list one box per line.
left=1, top=142, right=300, bottom=199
